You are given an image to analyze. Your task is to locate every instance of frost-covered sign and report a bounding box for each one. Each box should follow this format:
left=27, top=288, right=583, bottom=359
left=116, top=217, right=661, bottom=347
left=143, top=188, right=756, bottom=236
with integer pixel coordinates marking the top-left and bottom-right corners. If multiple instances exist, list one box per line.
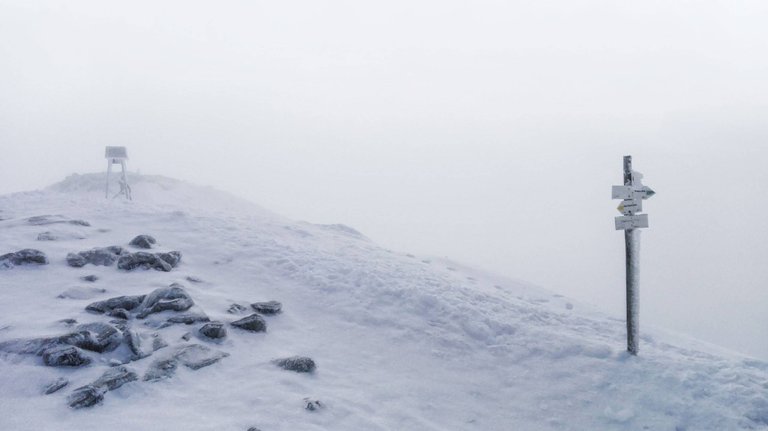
left=613, top=155, right=654, bottom=356
left=612, top=167, right=654, bottom=229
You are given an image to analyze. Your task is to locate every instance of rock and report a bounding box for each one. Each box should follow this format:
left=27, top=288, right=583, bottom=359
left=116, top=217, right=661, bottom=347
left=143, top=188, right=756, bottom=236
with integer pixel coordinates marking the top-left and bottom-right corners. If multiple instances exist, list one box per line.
left=231, top=314, right=267, bottom=333
left=65, top=253, right=87, bottom=267
left=227, top=303, right=248, bottom=314
left=27, top=215, right=90, bottom=227
left=44, top=377, right=69, bottom=394
left=68, top=385, right=105, bottom=409
left=135, top=284, right=194, bottom=318
left=247, top=428, right=262, bottom=431
left=57, top=286, right=107, bottom=300
left=181, top=332, right=192, bottom=341
left=62, top=323, right=121, bottom=353
left=86, top=295, right=146, bottom=314
left=124, top=330, right=149, bottom=360
left=152, top=335, right=168, bottom=351
left=250, top=301, right=282, bottom=315
left=304, top=398, right=323, bottom=411
left=157, top=251, right=182, bottom=267
left=175, top=344, right=229, bottom=370
left=42, top=345, right=91, bottom=367
left=186, top=276, right=203, bottom=283
left=92, top=365, right=138, bottom=391
left=0, top=336, right=60, bottom=355
left=143, top=357, right=179, bottom=382
left=108, top=308, right=130, bottom=320
left=59, top=318, right=78, bottom=326
left=110, top=320, right=128, bottom=331
left=164, top=313, right=210, bottom=326
left=0, top=249, right=49, bottom=268
left=199, top=322, right=227, bottom=339
left=273, top=356, right=316, bottom=373
left=81, top=274, right=99, bottom=282
left=66, top=246, right=126, bottom=267
left=129, top=235, right=156, bottom=249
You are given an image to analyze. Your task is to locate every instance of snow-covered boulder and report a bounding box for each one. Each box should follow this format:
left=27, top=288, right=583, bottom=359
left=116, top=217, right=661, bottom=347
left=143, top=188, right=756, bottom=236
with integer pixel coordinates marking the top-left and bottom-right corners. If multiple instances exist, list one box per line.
left=0, top=249, right=48, bottom=268
left=230, top=314, right=267, bottom=333
left=129, top=234, right=156, bottom=249
left=135, top=284, right=194, bottom=318
left=250, top=300, right=282, bottom=315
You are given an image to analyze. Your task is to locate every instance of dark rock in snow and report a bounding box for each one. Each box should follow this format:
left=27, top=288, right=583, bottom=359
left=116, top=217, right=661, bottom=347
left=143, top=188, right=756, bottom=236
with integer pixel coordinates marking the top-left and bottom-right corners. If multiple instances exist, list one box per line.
left=117, top=251, right=182, bottom=272
left=108, top=308, right=130, bottom=320
left=62, top=322, right=121, bottom=353
left=273, top=356, right=316, bottom=373
left=135, top=284, right=194, bottom=318
left=0, top=249, right=49, bottom=268
left=129, top=235, right=157, bottom=249
left=66, top=246, right=126, bottom=267
left=304, top=398, right=323, bottom=411
left=42, top=345, right=91, bottom=367
left=227, top=303, right=248, bottom=314
left=247, top=427, right=262, bottom=431
left=86, top=295, right=146, bottom=314
left=250, top=301, right=282, bottom=315
left=157, top=251, right=182, bottom=267
left=186, top=275, right=203, bottom=283
left=163, top=313, right=210, bottom=326
left=230, top=314, right=267, bottom=333
left=181, top=332, right=192, bottom=341
left=125, top=330, right=168, bottom=360
left=92, top=365, right=138, bottom=391
left=68, top=385, right=105, bottom=409
left=175, top=344, right=229, bottom=370
left=143, top=357, right=179, bottom=382
left=143, top=344, right=228, bottom=381
left=44, top=377, right=69, bottom=394
left=81, top=274, right=99, bottom=282
left=124, top=330, right=148, bottom=360
left=199, top=322, right=227, bottom=339
left=0, top=336, right=61, bottom=355
left=59, top=318, right=78, bottom=326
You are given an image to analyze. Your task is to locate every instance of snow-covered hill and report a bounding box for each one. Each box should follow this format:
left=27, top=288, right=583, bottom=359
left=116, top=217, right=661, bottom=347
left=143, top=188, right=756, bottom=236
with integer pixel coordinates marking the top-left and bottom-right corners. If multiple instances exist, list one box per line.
left=0, top=173, right=766, bottom=430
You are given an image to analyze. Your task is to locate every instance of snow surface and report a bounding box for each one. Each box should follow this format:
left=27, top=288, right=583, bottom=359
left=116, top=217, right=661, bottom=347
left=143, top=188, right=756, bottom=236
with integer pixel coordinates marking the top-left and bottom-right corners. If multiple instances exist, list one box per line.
left=1, top=173, right=767, bottom=430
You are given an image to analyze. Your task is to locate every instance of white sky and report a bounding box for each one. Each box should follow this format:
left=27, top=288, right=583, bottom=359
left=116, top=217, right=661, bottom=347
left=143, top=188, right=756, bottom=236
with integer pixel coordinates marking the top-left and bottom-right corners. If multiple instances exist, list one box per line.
left=1, top=0, right=768, bottom=358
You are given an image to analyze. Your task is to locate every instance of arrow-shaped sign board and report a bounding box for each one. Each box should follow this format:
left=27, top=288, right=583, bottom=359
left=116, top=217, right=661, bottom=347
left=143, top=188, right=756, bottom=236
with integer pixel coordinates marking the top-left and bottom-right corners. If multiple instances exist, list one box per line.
left=635, top=186, right=655, bottom=200
left=615, top=214, right=649, bottom=230
left=617, top=199, right=642, bottom=215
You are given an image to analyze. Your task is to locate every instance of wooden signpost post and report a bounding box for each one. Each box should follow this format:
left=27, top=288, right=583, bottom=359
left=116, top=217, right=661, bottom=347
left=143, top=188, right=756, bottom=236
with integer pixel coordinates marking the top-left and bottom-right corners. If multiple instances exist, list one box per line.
left=612, top=156, right=655, bottom=355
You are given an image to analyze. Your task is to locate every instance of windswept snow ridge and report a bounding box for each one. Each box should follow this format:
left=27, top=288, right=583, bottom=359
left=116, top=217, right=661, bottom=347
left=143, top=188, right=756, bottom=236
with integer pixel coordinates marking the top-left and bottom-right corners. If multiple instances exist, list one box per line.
left=0, top=173, right=766, bottom=430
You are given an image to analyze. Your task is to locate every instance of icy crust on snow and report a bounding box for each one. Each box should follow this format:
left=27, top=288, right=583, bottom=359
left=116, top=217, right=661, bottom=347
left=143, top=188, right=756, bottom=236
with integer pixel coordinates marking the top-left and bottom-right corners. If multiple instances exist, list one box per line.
left=0, top=173, right=767, bottom=430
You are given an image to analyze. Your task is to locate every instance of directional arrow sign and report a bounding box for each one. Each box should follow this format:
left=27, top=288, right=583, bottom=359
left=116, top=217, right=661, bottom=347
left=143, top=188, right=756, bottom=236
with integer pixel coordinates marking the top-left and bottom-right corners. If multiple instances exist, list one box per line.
left=615, top=214, right=649, bottom=230
left=635, top=186, right=655, bottom=200
left=617, top=199, right=642, bottom=215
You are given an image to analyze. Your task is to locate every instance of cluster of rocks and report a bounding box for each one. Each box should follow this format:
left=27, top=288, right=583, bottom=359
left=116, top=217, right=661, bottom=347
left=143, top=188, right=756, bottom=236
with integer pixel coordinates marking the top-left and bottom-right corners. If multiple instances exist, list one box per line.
left=66, top=236, right=181, bottom=272
left=2, top=234, right=179, bottom=272
left=0, top=223, right=317, bottom=414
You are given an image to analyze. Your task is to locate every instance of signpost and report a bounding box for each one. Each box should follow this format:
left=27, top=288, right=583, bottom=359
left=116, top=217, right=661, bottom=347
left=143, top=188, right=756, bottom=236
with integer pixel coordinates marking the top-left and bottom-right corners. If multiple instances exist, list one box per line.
left=612, top=156, right=654, bottom=355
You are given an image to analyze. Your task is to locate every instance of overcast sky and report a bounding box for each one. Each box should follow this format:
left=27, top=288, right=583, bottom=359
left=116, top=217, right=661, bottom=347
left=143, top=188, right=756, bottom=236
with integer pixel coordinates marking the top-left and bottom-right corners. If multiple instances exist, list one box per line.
left=1, top=0, right=768, bottom=358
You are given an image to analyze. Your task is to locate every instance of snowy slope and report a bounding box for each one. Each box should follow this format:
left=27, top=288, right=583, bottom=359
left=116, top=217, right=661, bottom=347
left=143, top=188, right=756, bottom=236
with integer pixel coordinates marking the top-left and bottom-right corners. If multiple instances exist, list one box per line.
left=0, top=173, right=766, bottom=431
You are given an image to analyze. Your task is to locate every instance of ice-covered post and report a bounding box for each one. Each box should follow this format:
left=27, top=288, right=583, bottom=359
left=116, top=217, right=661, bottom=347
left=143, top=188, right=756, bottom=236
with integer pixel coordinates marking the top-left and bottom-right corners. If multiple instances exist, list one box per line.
left=612, top=155, right=655, bottom=355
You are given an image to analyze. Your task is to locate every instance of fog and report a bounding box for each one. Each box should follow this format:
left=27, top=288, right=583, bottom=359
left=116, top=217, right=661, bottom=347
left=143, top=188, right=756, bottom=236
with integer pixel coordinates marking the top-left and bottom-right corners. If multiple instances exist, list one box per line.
left=1, top=1, right=767, bottom=358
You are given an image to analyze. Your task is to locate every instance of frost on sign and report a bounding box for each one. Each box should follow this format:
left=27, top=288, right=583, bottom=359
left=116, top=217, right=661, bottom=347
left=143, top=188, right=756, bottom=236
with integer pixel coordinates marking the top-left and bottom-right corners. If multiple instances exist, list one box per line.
left=612, top=168, right=654, bottom=230
left=615, top=214, right=649, bottom=230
